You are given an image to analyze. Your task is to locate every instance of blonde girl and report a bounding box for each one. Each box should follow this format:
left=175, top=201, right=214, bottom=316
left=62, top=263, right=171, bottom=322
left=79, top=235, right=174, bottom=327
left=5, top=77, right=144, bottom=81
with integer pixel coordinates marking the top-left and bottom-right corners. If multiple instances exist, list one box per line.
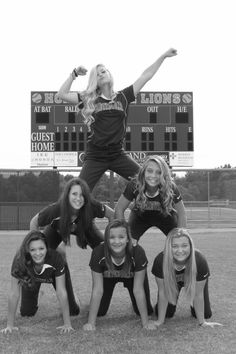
left=152, top=228, right=222, bottom=328
left=115, top=155, right=186, bottom=241
left=57, top=49, right=177, bottom=191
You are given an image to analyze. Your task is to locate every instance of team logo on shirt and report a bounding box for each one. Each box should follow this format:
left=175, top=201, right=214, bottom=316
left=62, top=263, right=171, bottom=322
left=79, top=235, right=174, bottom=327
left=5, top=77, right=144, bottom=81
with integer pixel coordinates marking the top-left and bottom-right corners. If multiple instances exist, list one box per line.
left=35, top=264, right=56, bottom=275
left=136, top=200, right=162, bottom=211
left=103, top=270, right=134, bottom=278
left=95, top=101, right=124, bottom=113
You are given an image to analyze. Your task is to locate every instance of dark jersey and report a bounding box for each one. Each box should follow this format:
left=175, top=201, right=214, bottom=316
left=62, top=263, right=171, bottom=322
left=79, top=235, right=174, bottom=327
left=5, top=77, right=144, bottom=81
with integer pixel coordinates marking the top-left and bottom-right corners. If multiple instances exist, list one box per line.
left=38, top=199, right=105, bottom=235
left=151, top=250, right=210, bottom=285
left=80, top=86, right=135, bottom=147
left=89, top=243, right=148, bottom=279
left=11, top=249, right=65, bottom=285
left=123, top=180, right=182, bottom=218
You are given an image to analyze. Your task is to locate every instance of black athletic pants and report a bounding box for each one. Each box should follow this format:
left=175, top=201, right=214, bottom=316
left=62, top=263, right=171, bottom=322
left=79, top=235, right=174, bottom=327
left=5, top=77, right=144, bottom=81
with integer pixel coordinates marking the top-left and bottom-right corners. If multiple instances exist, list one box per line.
left=79, top=148, right=140, bottom=191
left=97, top=272, right=153, bottom=317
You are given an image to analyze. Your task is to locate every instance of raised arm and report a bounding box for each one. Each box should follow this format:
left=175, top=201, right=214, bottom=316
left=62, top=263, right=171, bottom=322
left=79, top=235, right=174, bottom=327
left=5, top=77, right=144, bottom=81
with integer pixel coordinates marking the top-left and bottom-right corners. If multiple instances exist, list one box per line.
left=1, top=277, right=21, bottom=334
left=83, top=271, right=104, bottom=331
left=133, top=48, right=177, bottom=96
left=114, top=195, right=132, bottom=220
left=56, top=66, right=88, bottom=104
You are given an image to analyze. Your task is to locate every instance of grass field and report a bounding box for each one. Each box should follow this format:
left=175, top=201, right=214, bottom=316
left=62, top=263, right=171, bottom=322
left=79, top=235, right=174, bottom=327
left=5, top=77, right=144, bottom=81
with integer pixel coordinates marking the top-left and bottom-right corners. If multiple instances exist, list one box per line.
left=0, top=229, right=236, bottom=354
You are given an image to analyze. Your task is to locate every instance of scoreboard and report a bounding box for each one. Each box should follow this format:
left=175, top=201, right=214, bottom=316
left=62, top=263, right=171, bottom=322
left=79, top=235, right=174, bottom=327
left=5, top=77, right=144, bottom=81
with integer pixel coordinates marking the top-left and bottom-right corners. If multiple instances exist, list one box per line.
left=31, top=91, right=194, bottom=167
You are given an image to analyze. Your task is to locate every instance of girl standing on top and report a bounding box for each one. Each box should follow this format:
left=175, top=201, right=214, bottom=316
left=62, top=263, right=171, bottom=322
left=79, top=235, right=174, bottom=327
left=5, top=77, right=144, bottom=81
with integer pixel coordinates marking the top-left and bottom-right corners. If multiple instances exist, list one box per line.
left=57, top=49, right=177, bottom=191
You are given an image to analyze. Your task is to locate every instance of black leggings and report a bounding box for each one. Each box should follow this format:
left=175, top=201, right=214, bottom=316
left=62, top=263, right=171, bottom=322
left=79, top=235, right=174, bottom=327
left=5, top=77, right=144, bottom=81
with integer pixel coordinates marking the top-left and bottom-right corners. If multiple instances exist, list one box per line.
left=129, top=210, right=178, bottom=241
left=154, top=279, right=212, bottom=319
left=97, top=272, right=153, bottom=317
left=79, top=149, right=140, bottom=191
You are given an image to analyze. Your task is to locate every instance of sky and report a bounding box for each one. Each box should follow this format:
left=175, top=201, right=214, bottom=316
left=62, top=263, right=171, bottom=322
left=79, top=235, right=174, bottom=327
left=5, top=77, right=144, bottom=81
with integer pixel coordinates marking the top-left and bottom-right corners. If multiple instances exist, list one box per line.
left=0, top=0, right=235, bottom=170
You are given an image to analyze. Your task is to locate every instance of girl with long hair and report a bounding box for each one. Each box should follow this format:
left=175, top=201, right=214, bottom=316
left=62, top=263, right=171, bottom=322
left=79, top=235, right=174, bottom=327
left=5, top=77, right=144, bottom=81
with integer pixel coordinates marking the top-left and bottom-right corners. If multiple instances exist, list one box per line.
left=83, top=219, right=155, bottom=331
left=56, top=49, right=177, bottom=191
left=1, top=231, right=73, bottom=334
left=30, top=177, right=114, bottom=315
left=115, top=155, right=187, bottom=241
left=151, top=228, right=222, bottom=328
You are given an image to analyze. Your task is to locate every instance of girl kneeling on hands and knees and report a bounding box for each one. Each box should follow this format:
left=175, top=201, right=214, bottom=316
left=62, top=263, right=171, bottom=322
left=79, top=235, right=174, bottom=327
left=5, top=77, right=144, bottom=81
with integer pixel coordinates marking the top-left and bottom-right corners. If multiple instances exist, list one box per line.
left=151, top=228, right=222, bottom=328
left=83, top=219, right=156, bottom=331
left=1, top=231, right=74, bottom=334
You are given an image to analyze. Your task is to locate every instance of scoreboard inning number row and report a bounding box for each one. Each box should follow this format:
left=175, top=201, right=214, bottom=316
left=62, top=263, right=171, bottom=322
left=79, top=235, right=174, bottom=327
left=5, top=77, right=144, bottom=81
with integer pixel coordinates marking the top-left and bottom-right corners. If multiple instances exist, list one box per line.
left=31, top=91, right=194, bottom=167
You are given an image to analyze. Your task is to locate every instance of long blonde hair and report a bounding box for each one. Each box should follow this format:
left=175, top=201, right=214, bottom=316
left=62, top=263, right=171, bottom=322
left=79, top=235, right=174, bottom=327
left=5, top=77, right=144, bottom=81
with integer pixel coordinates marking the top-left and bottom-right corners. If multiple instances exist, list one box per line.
left=78, top=64, right=114, bottom=130
left=163, top=228, right=197, bottom=305
left=135, top=155, right=175, bottom=215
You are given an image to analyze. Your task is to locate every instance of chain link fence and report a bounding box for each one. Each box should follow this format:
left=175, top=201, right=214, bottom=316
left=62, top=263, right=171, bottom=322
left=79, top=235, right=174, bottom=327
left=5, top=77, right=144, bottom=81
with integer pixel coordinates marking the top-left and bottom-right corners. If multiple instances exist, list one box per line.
left=0, top=168, right=236, bottom=229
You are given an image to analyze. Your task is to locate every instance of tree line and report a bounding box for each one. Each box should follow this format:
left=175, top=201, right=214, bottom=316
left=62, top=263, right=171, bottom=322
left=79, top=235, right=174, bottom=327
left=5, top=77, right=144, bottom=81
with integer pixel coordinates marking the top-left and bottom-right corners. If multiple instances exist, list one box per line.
left=0, top=165, right=236, bottom=203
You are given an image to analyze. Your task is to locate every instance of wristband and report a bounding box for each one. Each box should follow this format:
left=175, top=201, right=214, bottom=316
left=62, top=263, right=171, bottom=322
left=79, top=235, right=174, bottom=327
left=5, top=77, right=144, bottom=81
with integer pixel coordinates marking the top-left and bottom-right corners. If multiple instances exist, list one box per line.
left=73, top=68, right=78, bottom=77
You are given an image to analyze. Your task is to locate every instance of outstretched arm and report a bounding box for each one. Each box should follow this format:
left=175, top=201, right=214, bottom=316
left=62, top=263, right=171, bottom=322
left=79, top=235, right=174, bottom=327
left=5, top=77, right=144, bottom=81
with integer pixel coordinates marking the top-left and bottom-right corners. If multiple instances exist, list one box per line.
left=56, top=66, right=88, bottom=104
left=133, top=48, right=177, bottom=96
left=1, top=277, right=20, bottom=334
left=115, top=195, right=132, bottom=220
left=30, top=213, right=39, bottom=230
left=194, top=280, right=223, bottom=328
left=175, top=200, right=187, bottom=228
left=133, top=270, right=156, bottom=330
left=55, top=274, right=74, bottom=333
left=83, top=271, right=104, bottom=331
left=104, top=205, right=115, bottom=222
left=154, top=277, right=169, bottom=327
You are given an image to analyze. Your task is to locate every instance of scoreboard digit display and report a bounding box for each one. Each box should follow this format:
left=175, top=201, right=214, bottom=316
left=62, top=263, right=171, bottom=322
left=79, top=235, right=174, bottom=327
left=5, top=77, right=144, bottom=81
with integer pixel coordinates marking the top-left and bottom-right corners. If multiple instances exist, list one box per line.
left=31, top=91, right=193, bottom=167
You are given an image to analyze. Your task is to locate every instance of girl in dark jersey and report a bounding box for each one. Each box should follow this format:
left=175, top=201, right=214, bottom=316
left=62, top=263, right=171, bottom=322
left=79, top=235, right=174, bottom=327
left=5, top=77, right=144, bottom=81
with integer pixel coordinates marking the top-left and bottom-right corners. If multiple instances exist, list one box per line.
left=115, top=155, right=187, bottom=241
left=57, top=49, right=177, bottom=191
left=0, top=231, right=73, bottom=334
left=30, top=177, right=114, bottom=315
left=83, top=219, right=156, bottom=331
left=151, top=228, right=222, bottom=328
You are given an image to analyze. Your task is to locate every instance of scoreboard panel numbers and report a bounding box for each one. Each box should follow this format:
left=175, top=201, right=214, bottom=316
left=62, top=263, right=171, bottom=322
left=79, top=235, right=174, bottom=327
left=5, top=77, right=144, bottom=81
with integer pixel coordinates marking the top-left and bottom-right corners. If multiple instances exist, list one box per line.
left=31, top=91, right=193, bottom=167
